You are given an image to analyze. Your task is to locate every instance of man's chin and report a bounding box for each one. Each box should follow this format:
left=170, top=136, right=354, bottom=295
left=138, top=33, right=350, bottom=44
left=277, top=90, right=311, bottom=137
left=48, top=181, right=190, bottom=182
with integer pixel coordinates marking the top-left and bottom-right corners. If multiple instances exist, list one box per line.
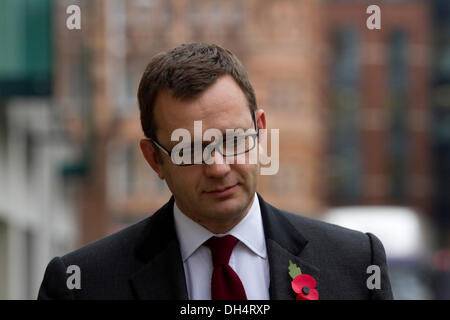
left=202, top=193, right=252, bottom=219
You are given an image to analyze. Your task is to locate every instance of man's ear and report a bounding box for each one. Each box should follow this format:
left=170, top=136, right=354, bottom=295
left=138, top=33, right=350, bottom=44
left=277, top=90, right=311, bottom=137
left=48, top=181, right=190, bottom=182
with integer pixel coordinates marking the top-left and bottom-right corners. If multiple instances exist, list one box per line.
left=255, top=108, right=266, bottom=131
left=255, top=108, right=266, bottom=144
left=139, top=139, right=165, bottom=179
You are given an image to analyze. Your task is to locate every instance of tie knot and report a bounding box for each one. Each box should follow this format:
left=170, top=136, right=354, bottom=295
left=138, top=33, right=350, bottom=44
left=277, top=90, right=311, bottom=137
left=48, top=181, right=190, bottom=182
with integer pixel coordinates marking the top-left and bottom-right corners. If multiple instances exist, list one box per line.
left=205, top=235, right=239, bottom=266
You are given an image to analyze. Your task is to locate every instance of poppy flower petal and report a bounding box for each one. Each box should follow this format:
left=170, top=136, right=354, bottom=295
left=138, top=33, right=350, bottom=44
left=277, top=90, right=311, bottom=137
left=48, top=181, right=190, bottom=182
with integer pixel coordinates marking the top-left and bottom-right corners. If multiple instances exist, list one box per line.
left=291, top=277, right=304, bottom=293
left=291, top=274, right=316, bottom=293
left=300, top=274, right=317, bottom=288
left=308, top=289, right=319, bottom=300
left=296, top=288, right=319, bottom=300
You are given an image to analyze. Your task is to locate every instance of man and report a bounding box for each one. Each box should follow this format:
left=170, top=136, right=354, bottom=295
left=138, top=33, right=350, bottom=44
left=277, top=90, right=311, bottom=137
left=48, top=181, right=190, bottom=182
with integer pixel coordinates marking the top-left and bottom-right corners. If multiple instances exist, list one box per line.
left=38, top=43, right=393, bottom=300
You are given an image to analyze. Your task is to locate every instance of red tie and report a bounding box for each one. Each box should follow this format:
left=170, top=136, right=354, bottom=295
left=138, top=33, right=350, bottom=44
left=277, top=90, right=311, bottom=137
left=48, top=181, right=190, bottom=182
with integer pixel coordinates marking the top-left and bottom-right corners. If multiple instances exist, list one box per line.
left=205, top=235, right=248, bottom=300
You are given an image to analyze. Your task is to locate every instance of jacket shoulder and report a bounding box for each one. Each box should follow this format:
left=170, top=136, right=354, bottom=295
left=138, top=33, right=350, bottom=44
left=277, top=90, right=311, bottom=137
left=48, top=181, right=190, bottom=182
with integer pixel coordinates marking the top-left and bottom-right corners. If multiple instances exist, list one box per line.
left=275, top=208, right=374, bottom=273
left=38, top=198, right=176, bottom=299
left=277, top=207, right=370, bottom=246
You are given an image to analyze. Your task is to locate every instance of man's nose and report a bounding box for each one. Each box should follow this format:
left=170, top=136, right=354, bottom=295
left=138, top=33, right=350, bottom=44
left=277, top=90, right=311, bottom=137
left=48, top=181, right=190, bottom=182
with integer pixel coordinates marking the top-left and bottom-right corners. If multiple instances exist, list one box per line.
left=203, top=150, right=231, bottom=177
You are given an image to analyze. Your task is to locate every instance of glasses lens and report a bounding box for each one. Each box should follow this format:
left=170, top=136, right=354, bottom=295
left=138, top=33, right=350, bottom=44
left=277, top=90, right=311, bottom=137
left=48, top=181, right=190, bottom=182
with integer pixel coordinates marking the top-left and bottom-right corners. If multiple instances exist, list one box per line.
left=172, top=133, right=257, bottom=166
left=221, top=134, right=256, bottom=156
left=171, top=144, right=194, bottom=165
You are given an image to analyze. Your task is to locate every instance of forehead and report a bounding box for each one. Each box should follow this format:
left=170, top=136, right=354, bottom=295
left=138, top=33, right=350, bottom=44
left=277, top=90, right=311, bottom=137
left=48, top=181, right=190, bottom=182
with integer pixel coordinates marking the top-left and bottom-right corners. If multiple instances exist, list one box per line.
left=153, top=75, right=253, bottom=140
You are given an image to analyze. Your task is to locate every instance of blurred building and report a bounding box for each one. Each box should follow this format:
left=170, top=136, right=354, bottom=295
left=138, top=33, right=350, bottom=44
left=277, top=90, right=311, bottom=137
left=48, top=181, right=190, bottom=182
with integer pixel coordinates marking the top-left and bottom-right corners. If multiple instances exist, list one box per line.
left=0, top=0, right=77, bottom=299
left=430, top=0, right=450, bottom=299
left=431, top=0, right=450, bottom=249
left=1, top=0, right=446, bottom=299
left=0, top=100, right=77, bottom=299
left=323, top=1, right=431, bottom=213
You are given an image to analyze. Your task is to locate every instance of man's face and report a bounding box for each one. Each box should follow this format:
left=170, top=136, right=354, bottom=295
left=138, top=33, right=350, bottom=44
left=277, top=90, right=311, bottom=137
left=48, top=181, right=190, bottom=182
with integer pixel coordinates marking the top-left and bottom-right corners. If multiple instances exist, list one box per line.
left=141, top=75, right=265, bottom=233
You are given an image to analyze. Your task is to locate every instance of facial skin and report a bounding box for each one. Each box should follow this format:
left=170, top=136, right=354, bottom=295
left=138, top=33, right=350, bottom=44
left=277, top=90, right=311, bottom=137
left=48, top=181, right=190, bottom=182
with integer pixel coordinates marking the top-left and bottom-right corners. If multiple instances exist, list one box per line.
left=140, top=75, right=266, bottom=234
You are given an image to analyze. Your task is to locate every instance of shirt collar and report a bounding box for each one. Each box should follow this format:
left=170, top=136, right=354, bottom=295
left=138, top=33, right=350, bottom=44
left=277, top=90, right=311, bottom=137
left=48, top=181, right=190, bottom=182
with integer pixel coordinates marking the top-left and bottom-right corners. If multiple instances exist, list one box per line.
left=173, top=193, right=267, bottom=262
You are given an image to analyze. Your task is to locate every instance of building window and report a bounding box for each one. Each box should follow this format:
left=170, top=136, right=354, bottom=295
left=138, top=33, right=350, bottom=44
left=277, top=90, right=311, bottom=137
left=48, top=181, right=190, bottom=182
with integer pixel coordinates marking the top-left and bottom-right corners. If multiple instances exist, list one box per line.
left=327, top=28, right=362, bottom=204
left=0, top=220, right=7, bottom=299
left=107, top=143, right=135, bottom=201
left=24, top=130, right=35, bottom=182
left=387, top=30, right=409, bottom=202
left=0, top=0, right=52, bottom=97
left=24, top=229, right=35, bottom=300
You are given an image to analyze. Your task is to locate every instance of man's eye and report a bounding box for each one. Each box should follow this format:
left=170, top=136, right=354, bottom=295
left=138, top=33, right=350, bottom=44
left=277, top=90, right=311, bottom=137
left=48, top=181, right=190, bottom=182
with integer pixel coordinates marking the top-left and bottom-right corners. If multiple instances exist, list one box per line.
left=230, top=136, right=245, bottom=145
left=173, top=145, right=191, bottom=155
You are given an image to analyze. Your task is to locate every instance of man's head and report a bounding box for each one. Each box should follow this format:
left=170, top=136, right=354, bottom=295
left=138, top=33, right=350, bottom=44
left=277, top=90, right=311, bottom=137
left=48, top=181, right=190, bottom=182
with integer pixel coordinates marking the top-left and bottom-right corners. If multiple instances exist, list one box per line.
left=138, top=43, right=266, bottom=233
left=138, top=42, right=258, bottom=141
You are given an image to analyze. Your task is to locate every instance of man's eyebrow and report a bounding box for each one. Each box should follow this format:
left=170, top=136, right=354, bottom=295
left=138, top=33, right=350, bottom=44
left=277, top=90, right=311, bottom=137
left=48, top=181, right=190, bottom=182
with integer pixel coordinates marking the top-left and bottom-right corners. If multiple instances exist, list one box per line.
left=183, top=131, right=241, bottom=148
left=168, top=123, right=256, bottom=148
left=203, top=127, right=246, bottom=135
left=201, top=127, right=253, bottom=139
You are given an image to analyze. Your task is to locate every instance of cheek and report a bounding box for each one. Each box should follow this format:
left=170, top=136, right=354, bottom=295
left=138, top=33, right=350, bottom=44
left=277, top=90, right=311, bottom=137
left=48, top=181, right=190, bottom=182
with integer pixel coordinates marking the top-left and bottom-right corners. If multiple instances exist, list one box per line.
left=234, top=164, right=259, bottom=186
left=165, top=167, right=202, bottom=193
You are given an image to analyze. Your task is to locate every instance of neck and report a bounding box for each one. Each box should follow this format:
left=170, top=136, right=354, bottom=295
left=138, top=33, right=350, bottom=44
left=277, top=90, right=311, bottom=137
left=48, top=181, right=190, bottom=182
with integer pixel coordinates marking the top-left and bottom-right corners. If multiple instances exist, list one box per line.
left=176, top=195, right=255, bottom=234
left=199, top=213, right=248, bottom=234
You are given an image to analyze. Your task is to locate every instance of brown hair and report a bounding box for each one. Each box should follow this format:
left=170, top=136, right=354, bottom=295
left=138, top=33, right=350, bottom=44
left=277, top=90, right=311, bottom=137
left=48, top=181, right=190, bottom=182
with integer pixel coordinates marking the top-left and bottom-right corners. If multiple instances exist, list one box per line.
left=137, top=42, right=257, bottom=139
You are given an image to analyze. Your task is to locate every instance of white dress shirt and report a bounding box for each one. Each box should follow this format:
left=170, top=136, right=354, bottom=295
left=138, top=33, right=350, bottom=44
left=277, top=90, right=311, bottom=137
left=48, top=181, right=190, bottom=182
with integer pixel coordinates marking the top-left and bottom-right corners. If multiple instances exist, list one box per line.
left=173, top=193, right=270, bottom=300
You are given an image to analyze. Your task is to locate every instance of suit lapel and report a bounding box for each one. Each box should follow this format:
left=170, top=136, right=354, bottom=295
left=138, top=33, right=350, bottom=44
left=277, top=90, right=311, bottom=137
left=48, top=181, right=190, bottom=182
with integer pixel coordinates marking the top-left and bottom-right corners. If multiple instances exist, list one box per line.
left=129, top=197, right=188, bottom=300
left=258, top=194, right=320, bottom=300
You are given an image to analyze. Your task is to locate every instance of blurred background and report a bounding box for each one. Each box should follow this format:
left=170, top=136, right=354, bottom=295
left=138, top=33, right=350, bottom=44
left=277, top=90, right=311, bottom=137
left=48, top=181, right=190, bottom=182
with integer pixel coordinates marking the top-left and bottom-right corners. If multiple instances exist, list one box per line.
left=0, top=0, right=449, bottom=299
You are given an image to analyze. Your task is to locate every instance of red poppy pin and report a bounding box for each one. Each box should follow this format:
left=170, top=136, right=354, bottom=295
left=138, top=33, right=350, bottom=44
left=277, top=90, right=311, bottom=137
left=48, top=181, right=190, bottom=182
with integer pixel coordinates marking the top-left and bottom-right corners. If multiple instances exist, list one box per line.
left=288, top=260, right=319, bottom=300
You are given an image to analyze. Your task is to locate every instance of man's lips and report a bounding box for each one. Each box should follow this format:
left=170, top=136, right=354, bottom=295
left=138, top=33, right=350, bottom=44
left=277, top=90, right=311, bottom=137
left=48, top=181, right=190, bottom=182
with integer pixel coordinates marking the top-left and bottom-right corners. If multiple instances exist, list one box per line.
left=204, top=184, right=238, bottom=197
left=205, top=184, right=237, bottom=193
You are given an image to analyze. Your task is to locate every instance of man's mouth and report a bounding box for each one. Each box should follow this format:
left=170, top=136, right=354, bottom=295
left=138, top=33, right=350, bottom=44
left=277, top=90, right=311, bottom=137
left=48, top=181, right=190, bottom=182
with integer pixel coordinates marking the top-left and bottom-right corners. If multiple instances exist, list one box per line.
left=204, top=184, right=238, bottom=198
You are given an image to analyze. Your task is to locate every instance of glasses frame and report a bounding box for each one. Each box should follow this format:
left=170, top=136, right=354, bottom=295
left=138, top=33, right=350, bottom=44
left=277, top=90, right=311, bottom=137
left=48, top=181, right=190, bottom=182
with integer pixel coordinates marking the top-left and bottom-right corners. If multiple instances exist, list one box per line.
left=150, top=112, right=259, bottom=166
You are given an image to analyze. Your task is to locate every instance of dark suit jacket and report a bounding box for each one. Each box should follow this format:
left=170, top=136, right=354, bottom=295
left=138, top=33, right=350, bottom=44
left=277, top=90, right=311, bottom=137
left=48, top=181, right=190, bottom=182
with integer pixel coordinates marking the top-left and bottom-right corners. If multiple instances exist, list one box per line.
left=38, top=194, right=394, bottom=300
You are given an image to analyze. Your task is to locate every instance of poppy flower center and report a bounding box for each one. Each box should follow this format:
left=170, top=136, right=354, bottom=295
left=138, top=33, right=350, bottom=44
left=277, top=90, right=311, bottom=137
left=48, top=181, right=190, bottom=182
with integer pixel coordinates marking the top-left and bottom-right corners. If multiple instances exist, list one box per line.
left=302, top=286, right=310, bottom=295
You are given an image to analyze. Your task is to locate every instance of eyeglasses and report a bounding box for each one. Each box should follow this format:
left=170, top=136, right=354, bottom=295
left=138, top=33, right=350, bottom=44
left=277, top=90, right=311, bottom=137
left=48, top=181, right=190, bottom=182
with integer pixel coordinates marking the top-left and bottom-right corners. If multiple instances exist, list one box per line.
left=150, top=112, right=259, bottom=166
